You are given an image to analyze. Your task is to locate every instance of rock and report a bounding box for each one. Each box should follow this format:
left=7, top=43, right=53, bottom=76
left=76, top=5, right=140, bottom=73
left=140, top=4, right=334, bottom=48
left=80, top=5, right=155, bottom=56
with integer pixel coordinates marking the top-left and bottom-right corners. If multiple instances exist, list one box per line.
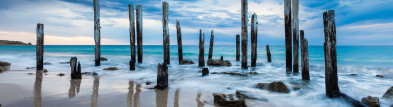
left=146, top=81, right=152, bottom=85
left=361, top=96, right=380, bottom=107
left=256, top=81, right=290, bottom=93
left=349, top=74, right=357, bottom=76
left=0, top=61, right=10, bottom=71
left=100, top=57, right=108, bottom=61
left=43, top=62, right=52, bottom=65
left=255, top=83, right=269, bottom=89
left=103, top=67, right=118, bottom=71
left=249, top=72, right=258, bottom=74
left=0, top=61, right=11, bottom=67
left=236, top=90, right=257, bottom=100
left=376, top=75, right=384, bottom=78
left=292, top=86, right=301, bottom=91
left=268, top=81, right=290, bottom=93
left=211, top=72, right=247, bottom=76
left=213, top=93, right=246, bottom=107
left=179, top=60, right=194, bottom=65
left=25, top=67, right=35, bottom=69
left=202, top=68, right=209, bottom=76
left=43, top=69, right=48, bottom=73
left=57, top=73, right=65, bottom=76
left=59, top=61, right=70, bottom=64
left=383, top=86, right=393, bottom=99
left=207, top=59, right=232, bottom=66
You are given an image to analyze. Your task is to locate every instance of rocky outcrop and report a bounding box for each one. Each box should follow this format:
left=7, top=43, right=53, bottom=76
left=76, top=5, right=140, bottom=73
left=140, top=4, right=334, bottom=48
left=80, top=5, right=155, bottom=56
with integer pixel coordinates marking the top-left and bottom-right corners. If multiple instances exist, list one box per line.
left=100, top=57, right=108, bottom=61
left=179, top=60, right=194, bottom=65
left=103, top=67, right=118, bottom=71
left=255, top=81, right=290, bottom=93
left=207, top=59, right=232, bottom=66
left=0, top=61, right=11, bottom=71
left=211, top=72, right=247, bottom=76
left=0, top=40, right=31, bottom=45
left=376, top=75, right=384, bottom=78
left=361, top=96, right=380, bottom=107
left=383, top=86, right=393, bottom=100
left=213, top=93, right=246, bottom=107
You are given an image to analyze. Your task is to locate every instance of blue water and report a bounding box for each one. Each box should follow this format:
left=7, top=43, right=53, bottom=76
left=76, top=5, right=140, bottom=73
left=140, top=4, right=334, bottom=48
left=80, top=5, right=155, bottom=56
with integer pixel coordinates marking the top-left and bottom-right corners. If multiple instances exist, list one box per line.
left=0, top=45, right=393, bottom=106
left=1, top=45, right=393, bottom=68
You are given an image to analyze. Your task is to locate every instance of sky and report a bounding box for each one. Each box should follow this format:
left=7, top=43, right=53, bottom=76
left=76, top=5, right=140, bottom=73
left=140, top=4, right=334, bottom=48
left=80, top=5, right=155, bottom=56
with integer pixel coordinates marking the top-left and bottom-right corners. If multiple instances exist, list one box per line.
left=0, top=0, right=392, bottom=46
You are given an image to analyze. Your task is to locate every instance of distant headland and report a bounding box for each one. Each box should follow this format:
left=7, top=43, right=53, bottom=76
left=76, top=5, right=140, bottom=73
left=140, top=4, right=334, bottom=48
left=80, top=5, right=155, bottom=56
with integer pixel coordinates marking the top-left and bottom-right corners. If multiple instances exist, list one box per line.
left=0, top=40, right=32, bottom=46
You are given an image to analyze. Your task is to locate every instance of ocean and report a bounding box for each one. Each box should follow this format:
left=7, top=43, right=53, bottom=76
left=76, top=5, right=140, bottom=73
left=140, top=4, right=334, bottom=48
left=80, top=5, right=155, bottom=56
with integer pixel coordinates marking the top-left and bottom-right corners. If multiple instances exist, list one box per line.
left=0, top=45, right=392, bottom=106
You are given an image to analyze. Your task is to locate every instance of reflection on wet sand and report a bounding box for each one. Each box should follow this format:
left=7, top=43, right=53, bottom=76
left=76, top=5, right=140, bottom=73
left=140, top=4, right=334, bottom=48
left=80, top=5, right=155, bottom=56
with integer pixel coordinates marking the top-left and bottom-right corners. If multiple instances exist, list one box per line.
left=196, top=93, right=204, bottom=107
left=126, top=81, right=141, bottom=107
left=34, top=70, right=43, bottom=107
left=91, top=76, right=99, bottom=107
left=134, top=83, right=141, bottom=107
left=127, top=81, right=134, bottom=107
left=174, top=89, right=179, bottom=107
left=155, top=89, right=168, bottom=107
left=68, top=79, right=81, bottom=98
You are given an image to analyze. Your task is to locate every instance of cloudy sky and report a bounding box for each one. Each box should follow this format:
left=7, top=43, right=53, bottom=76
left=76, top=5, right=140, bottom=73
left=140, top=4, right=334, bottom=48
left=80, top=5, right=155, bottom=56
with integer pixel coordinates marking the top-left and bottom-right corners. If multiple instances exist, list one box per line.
left=0, top=0, right=392, bottom=45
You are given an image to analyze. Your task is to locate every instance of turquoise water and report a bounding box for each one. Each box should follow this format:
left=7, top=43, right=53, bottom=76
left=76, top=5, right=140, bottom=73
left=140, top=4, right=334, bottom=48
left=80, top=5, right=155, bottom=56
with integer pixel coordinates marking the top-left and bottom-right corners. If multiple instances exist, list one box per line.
left=0, top=45, right=393, bottom=106
left=1, top=45, right=393, bottom=68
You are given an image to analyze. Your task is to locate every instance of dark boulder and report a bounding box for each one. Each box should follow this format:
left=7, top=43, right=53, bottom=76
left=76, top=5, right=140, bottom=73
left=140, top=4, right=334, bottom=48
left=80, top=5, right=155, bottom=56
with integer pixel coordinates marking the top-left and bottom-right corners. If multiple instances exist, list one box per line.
left=0, top=61, right=11, bottom=67
left=292, top=86, right=301, bottom=91
left=207, top=59, right=232, bottom=66
left=202, top=68, right=209, bottom=76
left=361, top=96, right=380, bottom=107
left=43, top=62, right=52, bottom=65
left=383, top=86, right=393, bottom=100
left=255, top=81, right=290, bottom=93
left=376, top=75, right=384, bottom=78
left=211, top=72, right=247, bottom=76
left=0, top=61, right=11, bottom=71
left=255, top=83, right=269, bottom=89
left=103, top=67, right=118, bottom=71
left=268, top=81, right=290, bottom=93
left=57, top=73, right=65, bottom=76
left=213, top=93, right=246, bottom=107
left=179, top=60, right=195, bottom=65
left=100, top=57, right=108, bottom=61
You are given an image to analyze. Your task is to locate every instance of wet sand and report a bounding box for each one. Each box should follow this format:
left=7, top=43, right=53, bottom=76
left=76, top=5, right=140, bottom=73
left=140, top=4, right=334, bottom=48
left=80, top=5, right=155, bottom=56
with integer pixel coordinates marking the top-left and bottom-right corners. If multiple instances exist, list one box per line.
left=0, top=69, right=272, bottom=107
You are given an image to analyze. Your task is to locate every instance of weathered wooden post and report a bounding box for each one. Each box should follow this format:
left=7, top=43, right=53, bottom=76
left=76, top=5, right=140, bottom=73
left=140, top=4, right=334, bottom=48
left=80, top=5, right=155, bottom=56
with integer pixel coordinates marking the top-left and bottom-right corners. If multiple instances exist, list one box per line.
left=251, top=13, right=258, bottom=67
left=136, top=5, right=143, bottom=63
left=199, top=30, right=205, bottom=67
left=293, top=0, right=299, bottom=73
left=241, top=0, right=248, bottom=69
left=323, top=10, right=339, bottom=98
left=154, top=63, right=168, bottom=90
left=36, top=23, right=44, bottom=70
left=284, top=0, right=292, bottom=72
left=70, top=57, right=81, bottom=79
left=300, top=30, right=309, bottom=80
left=162, top=2, right=170, bottom=64
left=236, top=34, right=240, bottom=61
left=176, top=20, right=183, bottom=63
left=94, top=0, right=101, bottom=66
left=208, top=30, right=214, bottom=60
left=129, top=4, right=136, bottom=70
left=266, top=45, right=272, bottom=62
